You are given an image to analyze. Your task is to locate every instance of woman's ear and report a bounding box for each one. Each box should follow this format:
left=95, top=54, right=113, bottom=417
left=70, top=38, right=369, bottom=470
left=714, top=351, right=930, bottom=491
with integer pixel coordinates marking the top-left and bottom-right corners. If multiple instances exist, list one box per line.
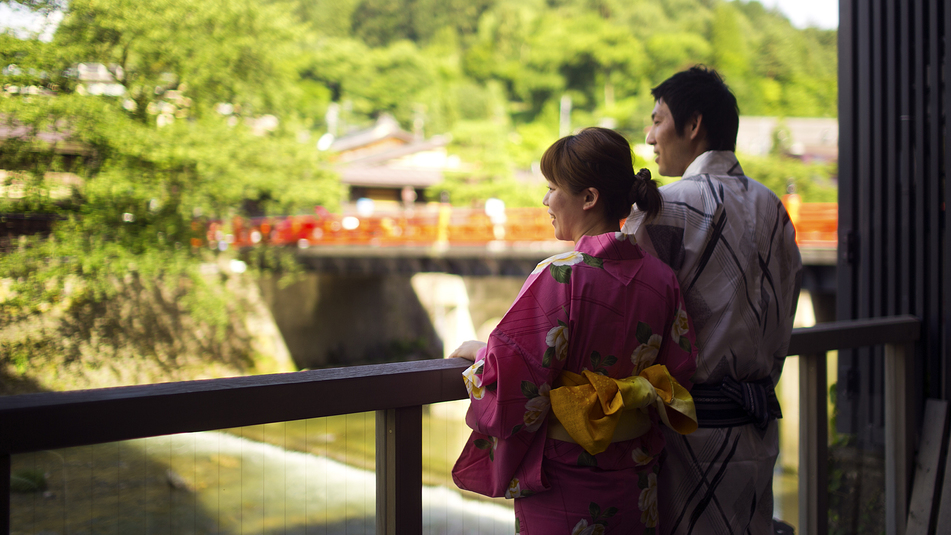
left=582, top=187, right=600, bottom=210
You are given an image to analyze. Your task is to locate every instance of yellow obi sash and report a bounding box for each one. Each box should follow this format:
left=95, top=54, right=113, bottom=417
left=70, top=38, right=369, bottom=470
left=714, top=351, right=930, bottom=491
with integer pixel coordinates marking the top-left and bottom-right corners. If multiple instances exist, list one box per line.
left=548, top=364, right=698, bottom=455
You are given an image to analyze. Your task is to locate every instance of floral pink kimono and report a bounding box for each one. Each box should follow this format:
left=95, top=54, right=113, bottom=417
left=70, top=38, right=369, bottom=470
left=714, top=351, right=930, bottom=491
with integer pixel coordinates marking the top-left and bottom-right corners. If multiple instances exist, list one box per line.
left=452, top=232, right=698, bottom=534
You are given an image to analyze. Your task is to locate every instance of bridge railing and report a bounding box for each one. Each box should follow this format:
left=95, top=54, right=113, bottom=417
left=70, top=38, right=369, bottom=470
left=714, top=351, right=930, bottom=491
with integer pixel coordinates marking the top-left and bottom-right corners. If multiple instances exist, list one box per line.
left=208, top=202, right=840, bottom=251
left=0, top=315, right=920, bottom=535
left=219, top=206, right=561, bottom=250
left=781, top=197, right=838, bottom=248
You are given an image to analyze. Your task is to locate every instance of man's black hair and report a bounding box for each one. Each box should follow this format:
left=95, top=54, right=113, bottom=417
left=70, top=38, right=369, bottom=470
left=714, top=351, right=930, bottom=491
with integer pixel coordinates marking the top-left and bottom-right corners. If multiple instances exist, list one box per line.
left=651, top=65, right=739, bottom=152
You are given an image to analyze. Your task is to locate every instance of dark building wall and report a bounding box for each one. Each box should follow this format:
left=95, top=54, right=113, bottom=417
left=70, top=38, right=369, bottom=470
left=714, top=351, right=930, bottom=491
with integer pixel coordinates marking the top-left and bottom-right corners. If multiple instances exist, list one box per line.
left=837, top=0, right=950, bottom=442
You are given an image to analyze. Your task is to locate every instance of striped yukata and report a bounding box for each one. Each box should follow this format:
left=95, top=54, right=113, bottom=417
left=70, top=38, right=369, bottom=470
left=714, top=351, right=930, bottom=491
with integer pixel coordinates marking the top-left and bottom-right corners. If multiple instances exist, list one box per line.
left=623, top=151, right=803, bottom=535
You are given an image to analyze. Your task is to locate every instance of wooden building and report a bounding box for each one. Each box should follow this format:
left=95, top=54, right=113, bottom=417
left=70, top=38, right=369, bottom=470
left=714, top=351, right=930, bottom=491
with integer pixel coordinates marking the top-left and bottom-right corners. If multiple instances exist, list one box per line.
left=326, top=114, right=459, bottom=209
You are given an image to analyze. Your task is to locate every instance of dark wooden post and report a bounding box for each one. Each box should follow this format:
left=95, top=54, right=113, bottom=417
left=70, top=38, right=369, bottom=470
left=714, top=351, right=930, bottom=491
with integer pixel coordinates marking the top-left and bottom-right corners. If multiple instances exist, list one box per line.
left=1, top=452, right=9, bottom=535
left=885, top=341, right=915, bottom=535
left=799, top=352, right=829, bottom=535
left=376, top=406, right=422, bottom=535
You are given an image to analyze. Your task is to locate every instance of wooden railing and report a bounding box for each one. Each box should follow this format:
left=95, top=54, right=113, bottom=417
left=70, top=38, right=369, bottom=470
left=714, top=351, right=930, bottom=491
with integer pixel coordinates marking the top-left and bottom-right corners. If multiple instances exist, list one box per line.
left=787, top=315, right=920, bottom=535
left=0, top=316, right=920, bottom=535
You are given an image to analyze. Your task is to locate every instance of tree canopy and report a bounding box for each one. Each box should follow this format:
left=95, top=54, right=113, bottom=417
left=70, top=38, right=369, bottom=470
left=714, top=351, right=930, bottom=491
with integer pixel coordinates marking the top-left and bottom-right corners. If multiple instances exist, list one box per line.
left=0, top=0, right=341, bottom=329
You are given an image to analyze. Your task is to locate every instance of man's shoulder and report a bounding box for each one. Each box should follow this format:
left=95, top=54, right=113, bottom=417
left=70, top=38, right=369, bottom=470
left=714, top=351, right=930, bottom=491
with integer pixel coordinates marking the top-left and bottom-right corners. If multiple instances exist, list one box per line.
left=737, top=172, right=783, bottom=202
left=658, top=177, right=703, bottom=198
left=691, top=154, right=781, bottom=203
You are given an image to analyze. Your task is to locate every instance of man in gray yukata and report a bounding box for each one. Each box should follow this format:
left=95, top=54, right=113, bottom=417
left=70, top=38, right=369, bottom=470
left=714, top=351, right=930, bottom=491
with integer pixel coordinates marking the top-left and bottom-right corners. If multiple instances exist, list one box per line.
left=623, top=66, right=803, bottom=534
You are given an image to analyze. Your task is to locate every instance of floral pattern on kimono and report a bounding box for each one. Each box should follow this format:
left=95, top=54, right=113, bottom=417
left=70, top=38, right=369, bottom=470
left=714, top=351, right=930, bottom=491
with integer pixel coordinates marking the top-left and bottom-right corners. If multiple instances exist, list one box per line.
left=452, top=232, right=697, bottom=534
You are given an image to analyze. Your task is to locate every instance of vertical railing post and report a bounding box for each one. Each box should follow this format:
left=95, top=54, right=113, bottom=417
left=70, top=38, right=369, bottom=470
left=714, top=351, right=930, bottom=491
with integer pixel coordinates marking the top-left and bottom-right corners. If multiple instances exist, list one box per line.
left=1, top=452, right=9, bottom=535
left=799, top=352, right=828, bottom=535
left=376, top=406, right=423, bottom=535
left=884, top=342, right=914, bottom=535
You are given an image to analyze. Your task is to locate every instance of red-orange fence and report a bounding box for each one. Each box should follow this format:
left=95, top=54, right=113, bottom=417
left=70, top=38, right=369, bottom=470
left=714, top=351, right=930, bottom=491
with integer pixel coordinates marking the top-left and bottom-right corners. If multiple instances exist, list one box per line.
left=204, top=202, right=838, bottom=250
left=782, top=196, right=837, bottom=248
left=219, top=206, right=558, bottom=249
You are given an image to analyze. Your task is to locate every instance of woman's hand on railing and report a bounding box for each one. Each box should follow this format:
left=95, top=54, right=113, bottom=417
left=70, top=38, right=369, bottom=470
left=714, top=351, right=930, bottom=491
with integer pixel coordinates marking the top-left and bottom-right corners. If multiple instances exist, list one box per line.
left=448, top=340, right=487, bottom=361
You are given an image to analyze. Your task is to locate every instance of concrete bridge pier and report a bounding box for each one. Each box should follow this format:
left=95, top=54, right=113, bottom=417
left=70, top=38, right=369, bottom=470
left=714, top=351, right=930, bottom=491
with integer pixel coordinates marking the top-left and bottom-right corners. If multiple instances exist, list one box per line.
left=256, top=273, right=445, bottom=370
left=255, top=272, right=525, bottom=370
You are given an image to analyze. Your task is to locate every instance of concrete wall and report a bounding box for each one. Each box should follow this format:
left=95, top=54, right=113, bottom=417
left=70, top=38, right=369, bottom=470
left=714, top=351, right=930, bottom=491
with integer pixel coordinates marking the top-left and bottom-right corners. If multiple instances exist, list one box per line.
left=256, top=273, right=525, bottom=369
left=256, top=273, right=444, bottom=369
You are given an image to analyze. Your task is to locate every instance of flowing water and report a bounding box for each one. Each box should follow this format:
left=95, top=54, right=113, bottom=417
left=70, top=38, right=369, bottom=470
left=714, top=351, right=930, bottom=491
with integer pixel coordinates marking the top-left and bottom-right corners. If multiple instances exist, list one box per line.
left=10, top=429, right=514, bottom=535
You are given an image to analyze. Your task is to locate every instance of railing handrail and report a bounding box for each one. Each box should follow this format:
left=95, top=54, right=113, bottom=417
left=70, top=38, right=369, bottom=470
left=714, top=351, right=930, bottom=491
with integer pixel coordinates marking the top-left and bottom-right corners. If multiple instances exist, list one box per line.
left=0, top=315, right=923, bottom=535
left=0, top=315, right=920, bottom=456
left=787, top=314, right=920, bottom=355
left=0, top=358, right=470, bottom=455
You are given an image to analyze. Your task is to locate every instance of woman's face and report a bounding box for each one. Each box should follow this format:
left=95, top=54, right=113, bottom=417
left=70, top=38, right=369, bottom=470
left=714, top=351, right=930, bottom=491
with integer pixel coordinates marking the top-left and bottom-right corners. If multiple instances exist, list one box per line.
left=543, top=181, right=588, bottom=242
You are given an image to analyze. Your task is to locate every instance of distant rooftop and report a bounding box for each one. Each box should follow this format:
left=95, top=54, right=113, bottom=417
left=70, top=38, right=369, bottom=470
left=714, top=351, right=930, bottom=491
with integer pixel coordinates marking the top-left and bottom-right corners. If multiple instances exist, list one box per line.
left=326, top=114, right=457, bottom=190
left=736, top=116, right=838, bottom=162
left=329, top=114, right=414, bottom=155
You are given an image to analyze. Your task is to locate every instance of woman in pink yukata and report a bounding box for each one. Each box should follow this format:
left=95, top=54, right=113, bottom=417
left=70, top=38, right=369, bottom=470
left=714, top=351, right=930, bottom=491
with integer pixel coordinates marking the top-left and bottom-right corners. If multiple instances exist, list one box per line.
left=450, top=126, right=699, bottom=534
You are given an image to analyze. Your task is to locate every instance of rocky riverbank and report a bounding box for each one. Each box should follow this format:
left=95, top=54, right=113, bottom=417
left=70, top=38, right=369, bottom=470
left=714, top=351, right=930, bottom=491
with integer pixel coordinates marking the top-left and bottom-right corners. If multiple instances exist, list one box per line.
left=0, top=260, right=295, bottom=396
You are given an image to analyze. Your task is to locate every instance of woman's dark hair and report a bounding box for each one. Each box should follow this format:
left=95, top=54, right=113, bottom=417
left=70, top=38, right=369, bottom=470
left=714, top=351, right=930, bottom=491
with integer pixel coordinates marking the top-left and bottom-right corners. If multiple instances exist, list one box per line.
left=540, top=126, right=662, bottom=222
left=651, top=65, right=739, bottom=152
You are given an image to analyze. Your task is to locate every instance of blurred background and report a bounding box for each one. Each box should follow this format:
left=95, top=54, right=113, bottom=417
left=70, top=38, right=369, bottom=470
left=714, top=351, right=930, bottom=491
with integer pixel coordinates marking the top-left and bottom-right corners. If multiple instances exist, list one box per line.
left=0, top=0, right=839, bottom=533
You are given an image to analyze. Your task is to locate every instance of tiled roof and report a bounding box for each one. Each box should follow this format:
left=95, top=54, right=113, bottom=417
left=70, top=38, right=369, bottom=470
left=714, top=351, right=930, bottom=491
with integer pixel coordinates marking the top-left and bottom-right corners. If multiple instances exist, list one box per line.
left=339, top=166, right=443, bottom=188
left=329, top=114, right=413, bottom=152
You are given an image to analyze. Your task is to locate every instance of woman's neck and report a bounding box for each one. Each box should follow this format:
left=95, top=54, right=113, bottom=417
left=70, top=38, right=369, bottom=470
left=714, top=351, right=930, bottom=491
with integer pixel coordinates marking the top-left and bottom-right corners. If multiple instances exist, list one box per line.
left=573, top=217, right=619, bottom=243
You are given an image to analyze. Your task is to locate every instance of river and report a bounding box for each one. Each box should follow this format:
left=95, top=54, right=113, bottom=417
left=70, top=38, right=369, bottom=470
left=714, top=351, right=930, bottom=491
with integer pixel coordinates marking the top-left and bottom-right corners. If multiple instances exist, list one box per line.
left=10, top=429, right=514, bottom=535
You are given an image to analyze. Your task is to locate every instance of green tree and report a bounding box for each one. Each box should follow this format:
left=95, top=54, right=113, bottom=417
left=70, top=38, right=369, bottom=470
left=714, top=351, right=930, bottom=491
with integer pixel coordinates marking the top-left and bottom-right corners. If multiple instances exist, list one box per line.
left=645, top=32, right=712, bottom=82
left=739, top=154, right=837, bottom=202
left=53, top=0, right=300, bottom=122
left=287, top=0, right=360, bottom=38
left=710, top=2, right=758, bottom=112
left=348, top=0, right=496, bottom=46
left=1, top=0, right=342, bottom=327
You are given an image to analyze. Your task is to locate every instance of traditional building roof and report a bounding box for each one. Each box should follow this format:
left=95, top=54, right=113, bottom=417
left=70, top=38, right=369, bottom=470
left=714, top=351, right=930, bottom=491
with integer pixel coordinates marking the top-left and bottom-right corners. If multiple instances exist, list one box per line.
left=326, top=114, right=456, bottom=190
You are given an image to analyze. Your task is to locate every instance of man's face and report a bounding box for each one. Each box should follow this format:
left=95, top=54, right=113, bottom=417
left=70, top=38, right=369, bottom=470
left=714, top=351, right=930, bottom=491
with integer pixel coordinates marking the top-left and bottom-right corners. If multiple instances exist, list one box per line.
left=646, top=98, right=695, bottom=177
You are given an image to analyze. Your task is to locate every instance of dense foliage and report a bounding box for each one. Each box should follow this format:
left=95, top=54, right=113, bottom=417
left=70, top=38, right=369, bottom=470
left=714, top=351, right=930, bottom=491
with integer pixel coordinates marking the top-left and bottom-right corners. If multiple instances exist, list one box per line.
left=286, top=0, right=837, bottom=123
left=0, top=0, right=343, bottom=387
left=281, top=0, right=838, bottom=202
left=2, top=0, right=839, bottom=213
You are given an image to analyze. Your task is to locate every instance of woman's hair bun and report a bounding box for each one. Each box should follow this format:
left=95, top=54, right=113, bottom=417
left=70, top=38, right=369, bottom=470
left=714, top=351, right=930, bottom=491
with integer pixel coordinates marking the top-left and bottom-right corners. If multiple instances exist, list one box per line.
left=628, top=168, right=652, bottom=204
left=629, top=167, right=663, bottom=222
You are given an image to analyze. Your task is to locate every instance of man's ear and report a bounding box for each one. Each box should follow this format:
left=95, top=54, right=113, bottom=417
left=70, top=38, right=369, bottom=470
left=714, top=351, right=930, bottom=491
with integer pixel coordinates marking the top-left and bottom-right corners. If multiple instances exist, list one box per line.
left=686, top=112, right=704, bottom=141
left=582, top=187, right=600, bottom=210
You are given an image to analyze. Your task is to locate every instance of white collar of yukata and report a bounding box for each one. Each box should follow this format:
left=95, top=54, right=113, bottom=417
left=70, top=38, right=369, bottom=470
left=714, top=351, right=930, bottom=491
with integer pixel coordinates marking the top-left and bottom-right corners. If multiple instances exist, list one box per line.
left=573, top=232, right=642, bottom=262
left=683, top=150, right=745, bottom=179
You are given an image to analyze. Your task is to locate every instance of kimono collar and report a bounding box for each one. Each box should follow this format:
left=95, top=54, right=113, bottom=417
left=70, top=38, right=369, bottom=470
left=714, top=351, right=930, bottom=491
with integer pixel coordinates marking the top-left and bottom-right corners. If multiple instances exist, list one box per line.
left=574, top=232, right=642, bottom=262
left=683, top=150, right=745, bottom=179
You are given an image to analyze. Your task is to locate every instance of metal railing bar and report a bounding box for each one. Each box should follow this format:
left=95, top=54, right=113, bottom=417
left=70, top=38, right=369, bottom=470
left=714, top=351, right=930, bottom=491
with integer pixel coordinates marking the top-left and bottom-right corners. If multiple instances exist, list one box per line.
left=0, top=358, right=470, bottom=454
left=787, top=314, right=920, bottom=356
